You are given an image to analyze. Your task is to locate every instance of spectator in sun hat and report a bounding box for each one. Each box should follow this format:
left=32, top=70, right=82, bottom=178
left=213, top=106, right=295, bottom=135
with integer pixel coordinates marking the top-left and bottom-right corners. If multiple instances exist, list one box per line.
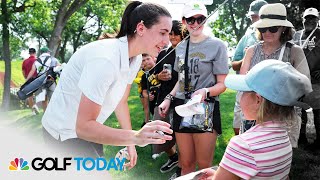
left=293, top=7, right=320, bottom=148
left=159, top=1, right=229, bottom=177
left=231, top=0, right=267, bottom=135
left=179, top=60, right=312, bottom=180
left=239, top=3, right=311, bottom=147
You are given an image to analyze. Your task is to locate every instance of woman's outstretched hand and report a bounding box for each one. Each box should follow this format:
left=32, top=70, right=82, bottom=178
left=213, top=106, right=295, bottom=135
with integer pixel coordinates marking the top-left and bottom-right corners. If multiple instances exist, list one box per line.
left=134, top=120, right=173, bottom=147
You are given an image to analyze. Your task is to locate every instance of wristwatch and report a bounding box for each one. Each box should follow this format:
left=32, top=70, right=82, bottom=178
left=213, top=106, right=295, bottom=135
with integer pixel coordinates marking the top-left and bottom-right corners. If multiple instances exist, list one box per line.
left=204, top=88, right=210, bottom=99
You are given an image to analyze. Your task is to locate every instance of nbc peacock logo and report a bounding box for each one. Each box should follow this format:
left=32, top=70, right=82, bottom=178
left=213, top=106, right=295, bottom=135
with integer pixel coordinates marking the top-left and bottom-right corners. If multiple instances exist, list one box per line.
left=9, top=158, right=30, bottom=171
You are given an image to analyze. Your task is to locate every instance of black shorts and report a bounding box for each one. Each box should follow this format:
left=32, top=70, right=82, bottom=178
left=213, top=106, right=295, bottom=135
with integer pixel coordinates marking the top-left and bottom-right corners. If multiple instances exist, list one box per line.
left=172, top=98, right=222, bottom=134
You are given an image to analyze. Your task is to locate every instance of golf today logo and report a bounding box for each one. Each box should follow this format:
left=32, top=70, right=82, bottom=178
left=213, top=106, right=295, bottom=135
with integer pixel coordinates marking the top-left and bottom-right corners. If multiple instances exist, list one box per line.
left=9, top=158, right=30, bottom=171
left=7, top=155, right=127, bottom=171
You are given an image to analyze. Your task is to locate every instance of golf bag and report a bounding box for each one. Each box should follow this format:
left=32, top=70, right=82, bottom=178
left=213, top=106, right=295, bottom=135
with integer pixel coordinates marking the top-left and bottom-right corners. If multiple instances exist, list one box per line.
left=17, top=63, right=65, bottom=100
left=17, top=71, right=52, bottom=100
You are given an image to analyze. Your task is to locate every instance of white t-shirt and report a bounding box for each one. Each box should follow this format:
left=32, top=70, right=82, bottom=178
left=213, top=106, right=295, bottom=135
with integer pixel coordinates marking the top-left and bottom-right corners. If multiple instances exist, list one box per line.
left=35, top=53, right=59, bottom=74
left=42, top=36, right=142, bottom=141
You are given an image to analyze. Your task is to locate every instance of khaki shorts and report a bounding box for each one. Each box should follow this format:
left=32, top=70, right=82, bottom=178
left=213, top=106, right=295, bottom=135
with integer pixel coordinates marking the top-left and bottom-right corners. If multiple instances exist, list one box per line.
left=287, top=107, right=302, bottom=148
left=35, top=82, right=56, bottom=103
left=233, top=91, right=244, bottom=128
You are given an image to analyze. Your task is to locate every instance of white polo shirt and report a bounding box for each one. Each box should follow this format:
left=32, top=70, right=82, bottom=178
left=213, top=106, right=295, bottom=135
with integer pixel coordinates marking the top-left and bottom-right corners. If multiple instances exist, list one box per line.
left=42, top=36, right=142, bottom=141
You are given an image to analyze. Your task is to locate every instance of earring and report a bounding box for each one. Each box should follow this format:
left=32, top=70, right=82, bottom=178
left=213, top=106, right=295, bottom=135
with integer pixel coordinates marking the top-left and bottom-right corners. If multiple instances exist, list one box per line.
left=134, top=29, right=137, bottom=33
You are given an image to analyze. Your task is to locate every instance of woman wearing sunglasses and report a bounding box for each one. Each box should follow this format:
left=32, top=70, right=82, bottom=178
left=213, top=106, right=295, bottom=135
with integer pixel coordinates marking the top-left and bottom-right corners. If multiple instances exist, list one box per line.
left=240, top=3, right=310, bottom=145
left=241, top=3, right=310, bottom=77
left=159, top=2, right=229, bottom=176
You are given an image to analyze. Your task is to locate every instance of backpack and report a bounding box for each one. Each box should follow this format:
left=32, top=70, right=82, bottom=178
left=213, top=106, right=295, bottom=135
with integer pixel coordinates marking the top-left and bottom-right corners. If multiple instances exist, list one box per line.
left=37, top=56, right=57, bottom=81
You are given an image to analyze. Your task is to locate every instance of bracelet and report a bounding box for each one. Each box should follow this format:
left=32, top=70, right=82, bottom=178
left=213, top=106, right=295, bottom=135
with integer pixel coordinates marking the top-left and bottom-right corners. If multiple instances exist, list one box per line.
left=165, top=94, right=174, bottom=102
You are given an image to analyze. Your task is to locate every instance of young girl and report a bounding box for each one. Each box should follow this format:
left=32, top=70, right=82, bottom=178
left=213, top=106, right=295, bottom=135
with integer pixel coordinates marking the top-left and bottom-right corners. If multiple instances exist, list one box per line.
left=186, top=60, right=312, bottom=180
left=159, top=2, right=229, bottom=176
left=41, top=1, right=173, bottom=169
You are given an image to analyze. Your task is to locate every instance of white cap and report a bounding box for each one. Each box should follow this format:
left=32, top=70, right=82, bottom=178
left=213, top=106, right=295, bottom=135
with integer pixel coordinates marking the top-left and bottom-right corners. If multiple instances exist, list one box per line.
left=303, top=8, right=319, bottom=18
left=175, top=94, right=205, bottom=117
left=182, top=2, right=208, bottom=18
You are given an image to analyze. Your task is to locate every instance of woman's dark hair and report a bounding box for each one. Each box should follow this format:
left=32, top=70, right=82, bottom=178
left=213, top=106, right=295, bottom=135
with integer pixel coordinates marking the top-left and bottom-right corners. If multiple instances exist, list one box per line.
left=256, top=26, right=293, bottom=43
left=116, top=1, right=171, bottom=38
left=171, top=20, right=188, bottom=39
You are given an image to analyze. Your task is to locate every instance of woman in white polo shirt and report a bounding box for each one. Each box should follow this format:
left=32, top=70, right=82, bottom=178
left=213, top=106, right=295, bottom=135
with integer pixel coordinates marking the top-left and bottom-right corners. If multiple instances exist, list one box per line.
left=41, top=1, right=173, bottom=169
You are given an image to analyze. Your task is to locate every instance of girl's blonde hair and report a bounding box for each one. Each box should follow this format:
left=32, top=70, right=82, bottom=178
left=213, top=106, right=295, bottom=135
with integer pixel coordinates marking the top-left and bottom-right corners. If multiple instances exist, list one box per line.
left=257, top=97, right=296, bottom=126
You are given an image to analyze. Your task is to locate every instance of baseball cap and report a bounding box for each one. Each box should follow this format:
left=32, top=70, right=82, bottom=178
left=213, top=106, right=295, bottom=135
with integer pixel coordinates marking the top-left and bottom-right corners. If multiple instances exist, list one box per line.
left=40, top=47, right=51, bottom=53
left=225, top=60, right=312, bottom=106
left=247, top=0, right=268, bottom=16
left=182, top=2, right=207, bottom=18
left=175, top=94, right=205, bottom=117
left=303, top=8, right=319, bottom=18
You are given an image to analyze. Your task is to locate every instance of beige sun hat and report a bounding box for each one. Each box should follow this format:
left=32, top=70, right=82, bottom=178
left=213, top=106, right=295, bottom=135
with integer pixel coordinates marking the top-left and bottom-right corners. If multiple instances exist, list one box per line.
left=252, top=3, right=293, bottom=28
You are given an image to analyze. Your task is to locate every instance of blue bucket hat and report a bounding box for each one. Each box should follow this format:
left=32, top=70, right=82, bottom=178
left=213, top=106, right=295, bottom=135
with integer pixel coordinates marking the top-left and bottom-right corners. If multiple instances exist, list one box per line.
left=225, top=60, right=312, bottom=106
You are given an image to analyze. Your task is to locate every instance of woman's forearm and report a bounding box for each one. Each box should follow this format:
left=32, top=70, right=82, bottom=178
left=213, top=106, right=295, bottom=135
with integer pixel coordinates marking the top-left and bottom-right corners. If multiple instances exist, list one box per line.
left=76, top=120, right=137, bottom=146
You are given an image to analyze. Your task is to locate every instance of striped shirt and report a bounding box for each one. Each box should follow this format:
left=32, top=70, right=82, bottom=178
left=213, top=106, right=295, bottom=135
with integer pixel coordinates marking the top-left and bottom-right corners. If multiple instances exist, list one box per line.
left=220, top=121, right=292, bottom=180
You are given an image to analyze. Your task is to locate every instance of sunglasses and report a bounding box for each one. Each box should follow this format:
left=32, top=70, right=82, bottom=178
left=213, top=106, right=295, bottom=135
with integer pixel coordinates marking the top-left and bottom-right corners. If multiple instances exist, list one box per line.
left=258, top=26, right=280, bottom=33
left=185, top=16, right=206, bottom=25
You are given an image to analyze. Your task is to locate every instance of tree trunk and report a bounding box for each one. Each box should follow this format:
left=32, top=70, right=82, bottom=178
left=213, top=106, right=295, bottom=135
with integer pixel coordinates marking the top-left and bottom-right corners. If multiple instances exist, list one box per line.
left=48, top=0, right=89, bottom=57
left=1, top=0, right=12, bottom=111
left=59, top=33, right=70, bottom=63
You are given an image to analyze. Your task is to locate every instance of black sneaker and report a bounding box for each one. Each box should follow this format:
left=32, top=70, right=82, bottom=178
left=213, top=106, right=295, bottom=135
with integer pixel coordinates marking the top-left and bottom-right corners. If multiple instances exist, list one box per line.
left=160, top=154, right=178, bottom=173
left=168, top=167, right=181, bottom=180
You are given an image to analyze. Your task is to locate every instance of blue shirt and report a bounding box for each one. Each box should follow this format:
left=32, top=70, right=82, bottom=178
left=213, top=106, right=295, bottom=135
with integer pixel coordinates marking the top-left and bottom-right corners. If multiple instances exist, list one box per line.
left=233, top=28, right=258, bottom=61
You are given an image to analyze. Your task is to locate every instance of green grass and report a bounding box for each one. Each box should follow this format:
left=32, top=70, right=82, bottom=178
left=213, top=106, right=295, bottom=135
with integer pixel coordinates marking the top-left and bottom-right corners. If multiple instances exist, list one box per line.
left=0, top=60, right=25, bottom=102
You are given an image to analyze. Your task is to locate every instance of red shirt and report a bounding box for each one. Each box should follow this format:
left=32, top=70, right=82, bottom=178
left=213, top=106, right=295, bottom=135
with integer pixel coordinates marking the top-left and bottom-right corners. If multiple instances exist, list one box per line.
left=22, top=55, right=37, bottom=78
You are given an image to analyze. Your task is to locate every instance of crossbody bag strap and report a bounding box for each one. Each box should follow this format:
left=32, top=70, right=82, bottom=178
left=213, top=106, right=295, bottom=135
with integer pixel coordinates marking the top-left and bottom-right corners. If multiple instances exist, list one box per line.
left=301, top=27, right=318, bottom=49
left=184, top=40, right=190, bottom=99
left=37, top=56, right=50, bottom=74
left=278, top=43, right=286, bottom=61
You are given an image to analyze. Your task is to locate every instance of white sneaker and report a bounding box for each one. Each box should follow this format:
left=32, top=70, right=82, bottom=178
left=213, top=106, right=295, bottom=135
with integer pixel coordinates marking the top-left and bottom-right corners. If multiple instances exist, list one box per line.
left=32, top=105, right=40, bottom=115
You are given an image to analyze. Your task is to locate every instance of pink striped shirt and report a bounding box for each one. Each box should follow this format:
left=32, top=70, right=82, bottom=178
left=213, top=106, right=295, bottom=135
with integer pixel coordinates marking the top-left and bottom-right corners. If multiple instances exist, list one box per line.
left=220, top=121, right=292, bottom=179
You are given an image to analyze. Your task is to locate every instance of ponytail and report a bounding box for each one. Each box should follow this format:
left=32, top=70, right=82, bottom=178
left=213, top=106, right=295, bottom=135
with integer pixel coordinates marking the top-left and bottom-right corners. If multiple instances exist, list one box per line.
left=116, top=1, right=142, bottom=38
left=116, top=1, right=171, bottom=38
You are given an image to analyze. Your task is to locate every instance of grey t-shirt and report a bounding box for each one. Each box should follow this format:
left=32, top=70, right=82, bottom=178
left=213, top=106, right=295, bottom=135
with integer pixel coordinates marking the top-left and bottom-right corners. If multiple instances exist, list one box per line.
left=174, top=36, right=229, bottom=101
